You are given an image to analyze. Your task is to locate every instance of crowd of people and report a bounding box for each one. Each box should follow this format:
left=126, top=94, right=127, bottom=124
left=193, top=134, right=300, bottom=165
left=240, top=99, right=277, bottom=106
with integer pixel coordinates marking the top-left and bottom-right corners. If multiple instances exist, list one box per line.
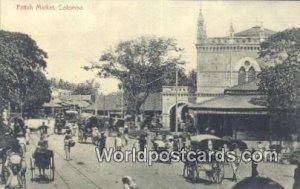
left=2, top=115, right=300, bottom=189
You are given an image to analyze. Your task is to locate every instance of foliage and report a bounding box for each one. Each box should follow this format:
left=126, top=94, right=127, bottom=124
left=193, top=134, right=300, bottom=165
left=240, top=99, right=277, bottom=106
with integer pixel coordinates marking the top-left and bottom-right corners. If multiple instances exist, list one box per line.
left=23, top=71, right=52, bottom=116
left=72, top=79, right=100, bottom=102
left=50, top=78, right=77, bottom=91
left=84, top=36, right=186, bottom=115
left=0, top=30, right=49, bottom=116
left=258, top=28, right=300, bottom=139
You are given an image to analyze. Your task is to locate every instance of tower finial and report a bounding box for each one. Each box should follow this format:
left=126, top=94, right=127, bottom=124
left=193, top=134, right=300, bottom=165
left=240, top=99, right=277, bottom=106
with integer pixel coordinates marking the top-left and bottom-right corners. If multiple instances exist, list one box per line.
left=259, top=21, right=265, bottom=42
left=198, top=7, right=204, bottom=22
left=229, top=21, right=234, bottom=38
left=197, top=7, right=206, bottom=43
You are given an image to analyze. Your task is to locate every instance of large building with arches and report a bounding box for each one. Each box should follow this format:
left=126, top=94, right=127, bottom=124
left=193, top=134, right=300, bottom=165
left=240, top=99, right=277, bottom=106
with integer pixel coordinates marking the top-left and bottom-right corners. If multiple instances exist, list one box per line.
left=195, top=8, right=275, bottom=99
left=162, top=9, right=276, bottom=139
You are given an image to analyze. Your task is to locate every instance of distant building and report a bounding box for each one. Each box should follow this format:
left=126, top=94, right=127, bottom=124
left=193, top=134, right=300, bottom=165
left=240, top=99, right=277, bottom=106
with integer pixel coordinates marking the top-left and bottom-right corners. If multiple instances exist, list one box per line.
left=51, top=88, right=72, bottom=98
left=83, top=92, right=162, bottom=118
left=43, top=88, right=92, bottom=114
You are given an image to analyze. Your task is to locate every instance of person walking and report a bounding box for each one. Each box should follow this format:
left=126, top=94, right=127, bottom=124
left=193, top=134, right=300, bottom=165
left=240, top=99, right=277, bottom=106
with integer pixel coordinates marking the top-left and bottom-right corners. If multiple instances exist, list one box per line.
left=97, top=132, right=107, bottom=157
left=123, top=124, right=129, bottom=146
left=132, top=138, right=140, bottom=157
left=293, top=161, right=300, bottom=189
left=114, top=133, right=124, bottom=151
left=251, top=148, right=259, bottom=177
left=39, top=122, right=49, bottom=140
left=257, top=141, right=265, bottom=152
left=231, top=143, right=240, bottom=182
left=64, top=135, right=74, bottom=161
left=139, top=130, right=147, bottom=151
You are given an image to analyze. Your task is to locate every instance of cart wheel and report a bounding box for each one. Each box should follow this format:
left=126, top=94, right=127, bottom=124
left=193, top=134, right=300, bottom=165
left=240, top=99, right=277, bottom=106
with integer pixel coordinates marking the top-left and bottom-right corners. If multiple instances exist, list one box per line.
left=50, top=158, right=55, bottom=181
left=30, top=158, right=35, bottom=181
left=211, top=162, right=224, bottom=184
left=78, top=135, right=81, bottom=143
left=183, top=164, right=188, bottom=177
left=22, top=174, right=27, bottom=189
left=187, top=163, right=198, bottom=182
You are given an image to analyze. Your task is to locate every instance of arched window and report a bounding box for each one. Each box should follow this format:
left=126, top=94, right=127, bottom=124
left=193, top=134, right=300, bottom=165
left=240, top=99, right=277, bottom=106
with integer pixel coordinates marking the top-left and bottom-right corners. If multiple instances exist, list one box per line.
left=238, top=67, right=246, bottom=85
left=248, top=67, right=256, bottom=82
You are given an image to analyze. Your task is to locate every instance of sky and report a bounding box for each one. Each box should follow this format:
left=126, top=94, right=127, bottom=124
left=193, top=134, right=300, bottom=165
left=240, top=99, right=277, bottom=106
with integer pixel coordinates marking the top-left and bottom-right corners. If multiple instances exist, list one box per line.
left=1, top=0, right=300, bottom=93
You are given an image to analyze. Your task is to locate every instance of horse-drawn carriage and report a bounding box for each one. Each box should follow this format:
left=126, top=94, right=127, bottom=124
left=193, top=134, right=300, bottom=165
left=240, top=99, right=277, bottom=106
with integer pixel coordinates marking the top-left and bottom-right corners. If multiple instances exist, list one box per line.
left=78, top=115, right=105, bottom=144
left=30, top=141, right=55, bottom=182
left=64, top=110, right=78, bottom=124
left=54, top=112, right=66, bottom=134
left=183, top=135, right=226, bottom=184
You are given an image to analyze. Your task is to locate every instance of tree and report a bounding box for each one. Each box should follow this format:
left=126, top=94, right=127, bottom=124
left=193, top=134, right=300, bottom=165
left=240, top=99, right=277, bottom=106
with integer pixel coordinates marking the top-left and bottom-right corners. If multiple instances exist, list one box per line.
left=0, top=30, right=49, bottom=118
left=258, top=28, right=300, bottom=140
left=72, top=79, right=100, bottom=102
left=187, top=69, right=197, bottom=93
left=85, top=36, right=186, bottom=119
left=23, top=71, right=52, bottom=117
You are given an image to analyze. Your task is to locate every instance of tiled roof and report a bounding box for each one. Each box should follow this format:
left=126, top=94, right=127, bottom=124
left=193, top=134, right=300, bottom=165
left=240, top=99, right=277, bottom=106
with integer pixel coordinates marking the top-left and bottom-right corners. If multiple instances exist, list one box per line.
left=235, top=26, right=276, bottom=38
left=85, top=92, right=124, bottom=111
left=189, top=95, right=267, bottom=110
left=84, top=92, right=162, bottom=111
left=60, top=95, right=92, bottom=102
left=63, top=100, right=91, bottom=108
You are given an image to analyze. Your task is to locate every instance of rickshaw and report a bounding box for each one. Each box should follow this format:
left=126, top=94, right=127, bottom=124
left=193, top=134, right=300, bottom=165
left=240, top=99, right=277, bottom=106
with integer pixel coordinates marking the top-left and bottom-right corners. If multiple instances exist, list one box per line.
left=183, top=134, right=226, bottom=184
left=108, top=118, right=125, bottom=137
left=78, top=116, right=104, bottom=144
left=8, top=117, right=27, bottom=153
left=152, top=131, right=174, bottom=152
left=0, top=136, right=26, bottom=189
left=30, top=141, right=55, bottom=182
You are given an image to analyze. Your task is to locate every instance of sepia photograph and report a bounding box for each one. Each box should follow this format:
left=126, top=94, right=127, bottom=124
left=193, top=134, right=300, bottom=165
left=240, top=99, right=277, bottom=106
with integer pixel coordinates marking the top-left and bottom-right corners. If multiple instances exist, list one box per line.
left=0, top=0, right=300, bottom=188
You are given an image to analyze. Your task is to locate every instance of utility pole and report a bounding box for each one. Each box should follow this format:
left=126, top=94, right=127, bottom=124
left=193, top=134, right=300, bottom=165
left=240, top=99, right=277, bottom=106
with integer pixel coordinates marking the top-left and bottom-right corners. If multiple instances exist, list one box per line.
left=0, top=0, right=2, bottom=30
left=79, top=94, right=82, bottom=114
left=95, top=90, right=98, bottom=115
left=175, top=69, right=178, bottom=133
left=121, top=86, right=124, bottom=118
left=103, top=95, right=106, bottom=116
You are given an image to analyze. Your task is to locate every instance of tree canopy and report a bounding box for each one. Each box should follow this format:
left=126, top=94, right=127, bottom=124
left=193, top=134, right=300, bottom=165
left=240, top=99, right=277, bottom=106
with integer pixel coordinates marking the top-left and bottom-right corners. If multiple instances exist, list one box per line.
left=258, top=28, right=300, bottom=138
left=72, top=79, right=100, bottom=102
left=85, top=36, right=187, bottom=116
left=0, top=30, right=50, bottom=117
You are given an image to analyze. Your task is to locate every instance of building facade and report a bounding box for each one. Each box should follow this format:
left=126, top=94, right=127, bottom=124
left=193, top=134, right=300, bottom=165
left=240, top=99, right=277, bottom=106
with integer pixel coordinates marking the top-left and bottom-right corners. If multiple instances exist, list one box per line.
left=161, top=8, right=276, bottom=131
left=196, top=8, right=275, bottom=102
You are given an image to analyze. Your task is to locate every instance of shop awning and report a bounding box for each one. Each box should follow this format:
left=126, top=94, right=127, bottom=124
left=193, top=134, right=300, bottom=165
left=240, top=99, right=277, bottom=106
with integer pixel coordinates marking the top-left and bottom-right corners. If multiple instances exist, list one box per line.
left=42, top=102, right=62, bottom=108
left=189, top=95, right=268, bottom=115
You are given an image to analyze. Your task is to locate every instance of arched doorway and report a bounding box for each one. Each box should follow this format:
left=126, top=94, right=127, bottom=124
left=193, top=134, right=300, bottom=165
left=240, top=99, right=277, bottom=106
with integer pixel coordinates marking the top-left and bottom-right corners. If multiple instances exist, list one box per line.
left=169, top=103, right=188, bottom=132
left=248, top=67, right=256, bottom=82
left=238, top=67, right=246, bottom=85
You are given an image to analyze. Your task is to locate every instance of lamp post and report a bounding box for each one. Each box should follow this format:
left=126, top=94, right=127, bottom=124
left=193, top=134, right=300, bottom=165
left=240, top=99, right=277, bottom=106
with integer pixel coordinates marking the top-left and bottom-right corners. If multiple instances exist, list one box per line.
left=121, top=86, right=124, bottom=118
left=175, top=69, right=178, bottom=134
left=95, top=89, right=98, bottom=115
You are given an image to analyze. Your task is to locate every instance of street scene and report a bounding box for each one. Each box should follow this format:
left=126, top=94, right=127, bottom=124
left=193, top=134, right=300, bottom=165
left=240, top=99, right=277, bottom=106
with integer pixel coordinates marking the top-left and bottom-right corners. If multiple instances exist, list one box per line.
left=0, top=1, right=300, bottom=189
